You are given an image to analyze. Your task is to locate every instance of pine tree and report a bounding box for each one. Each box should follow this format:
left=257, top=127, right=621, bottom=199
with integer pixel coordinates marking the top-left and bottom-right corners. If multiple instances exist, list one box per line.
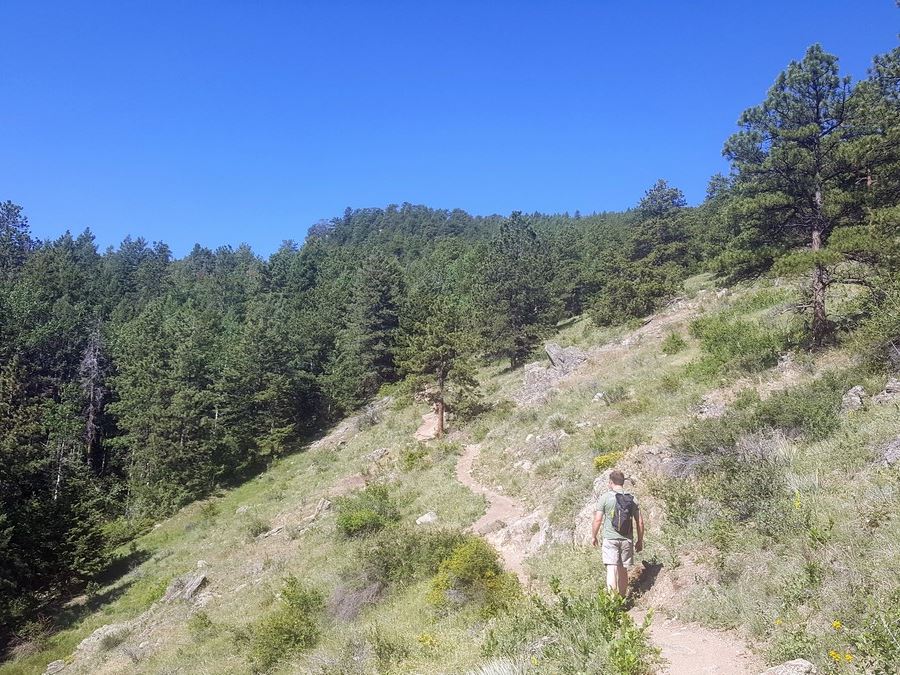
left=476, top=212, right=558, bottom=368
left=723, top=45, right=879, bottom=346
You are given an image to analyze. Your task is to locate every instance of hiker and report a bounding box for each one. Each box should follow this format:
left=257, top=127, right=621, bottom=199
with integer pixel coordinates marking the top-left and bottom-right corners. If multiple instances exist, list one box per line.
left=591, top=469, right=644, bottom=597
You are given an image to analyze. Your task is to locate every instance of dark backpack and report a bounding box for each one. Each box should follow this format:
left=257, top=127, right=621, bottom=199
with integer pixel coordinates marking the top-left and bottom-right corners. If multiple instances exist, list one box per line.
left=611, top=492, right=636, bottom=538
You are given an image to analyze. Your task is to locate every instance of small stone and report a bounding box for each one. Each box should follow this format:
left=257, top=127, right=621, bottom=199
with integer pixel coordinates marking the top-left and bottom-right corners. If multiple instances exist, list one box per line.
left=593, top=392, right=606, bottom=403
left=235, top=505, right=249, bottom=515
left=525, top=433, right=534, bottom=442
left=415, top=511, right=438, bottom=526
left=260, top=525, right=284, bottom=539
left=196, top=560, right=208, bottom=568
left=43, top=661, right=66, bottom=674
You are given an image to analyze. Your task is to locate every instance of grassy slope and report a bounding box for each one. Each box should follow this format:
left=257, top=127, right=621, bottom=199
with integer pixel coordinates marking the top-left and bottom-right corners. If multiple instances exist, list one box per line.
left=4, top=273, right=898, bottom=674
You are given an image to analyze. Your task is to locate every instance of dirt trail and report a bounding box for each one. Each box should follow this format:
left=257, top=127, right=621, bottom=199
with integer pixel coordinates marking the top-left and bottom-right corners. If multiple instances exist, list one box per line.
left=457, top=443, right=765, bottom=673
left=456, top=443, right=528, bottom=582
left=633, top=610, right=763, bottom=674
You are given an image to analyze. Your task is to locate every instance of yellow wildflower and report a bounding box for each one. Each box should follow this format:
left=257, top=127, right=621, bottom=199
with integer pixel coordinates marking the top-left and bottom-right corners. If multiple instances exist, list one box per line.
left=844, top=653, right=853, bottom=662
left=832, top=620, right=843, bottom=630
left=774, top=617, right=783, bottom=626
left=828, top=650, right=842, bottom=662
left=793, top=494, right=802, bottom=510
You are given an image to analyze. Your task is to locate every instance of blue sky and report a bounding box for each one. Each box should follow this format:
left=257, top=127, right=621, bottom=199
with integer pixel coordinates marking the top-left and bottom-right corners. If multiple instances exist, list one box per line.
left=3, top=1, right=898, bottom=257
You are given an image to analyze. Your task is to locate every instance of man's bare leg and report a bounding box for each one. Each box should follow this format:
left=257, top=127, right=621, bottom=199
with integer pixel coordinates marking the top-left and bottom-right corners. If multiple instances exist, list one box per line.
left=617, top=563, right=628, bottom=597
left=606, top=564, right=618, bottom=593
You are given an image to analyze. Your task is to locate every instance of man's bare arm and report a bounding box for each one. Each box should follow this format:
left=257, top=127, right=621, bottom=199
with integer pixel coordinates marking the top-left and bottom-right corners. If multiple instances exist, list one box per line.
left=635, top=508, right=645, bottom=552
left=591, top=511, right=603, bottom=546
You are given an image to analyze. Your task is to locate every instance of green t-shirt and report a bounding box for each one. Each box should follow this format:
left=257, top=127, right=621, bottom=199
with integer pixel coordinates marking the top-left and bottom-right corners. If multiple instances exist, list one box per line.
left=599, top=489, right=639, bottom=541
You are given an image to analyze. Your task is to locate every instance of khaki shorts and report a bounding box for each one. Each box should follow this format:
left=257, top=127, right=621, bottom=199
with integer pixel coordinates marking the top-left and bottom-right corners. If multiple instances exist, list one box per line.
left=602, top=538, right=634, bottom=567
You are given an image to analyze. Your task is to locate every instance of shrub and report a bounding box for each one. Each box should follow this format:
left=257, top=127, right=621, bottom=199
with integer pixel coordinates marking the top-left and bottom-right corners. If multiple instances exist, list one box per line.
left=590, top=427, right=646, bottom=456
left=428, top=538, right=520, bottom=616
left=484, top=583, right=659, bottom=674
left=187, top=611, right=216, bottom=642
left=689, top=314, right=788, bottom=374
left=594, top=451, right=624, bottom=472
left=240, top=576, right=323, bottom=673
left=335, top=484, right=400, bottom=538
left=661, top=332, right=687, bottom=355
left=400, top=446, right=429, bottom=472
left=360, top=526, right=466, bottom=587
left=647, top=477, right=696, bottom=527
left=753, top=372, right=847, bottom=441
left=241, top=513, right=270, bottom=541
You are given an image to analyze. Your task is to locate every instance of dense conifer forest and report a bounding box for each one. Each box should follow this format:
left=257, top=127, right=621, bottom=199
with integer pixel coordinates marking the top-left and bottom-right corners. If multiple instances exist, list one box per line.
left=2, top=43, right=899, bottom=658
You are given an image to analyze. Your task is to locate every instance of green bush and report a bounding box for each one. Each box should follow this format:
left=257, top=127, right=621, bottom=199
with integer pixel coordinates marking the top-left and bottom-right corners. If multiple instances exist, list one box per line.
left=240, top=576, right=323, bottom=673
left=689, top=314, right=788, bottom=375
left=335, top=484, right=401, bottom=538
left=241, top=513, right=270, bottom=541
left=400, top=446, right=429, bottom=472
left=428, top=538, right=520, bottom=616
left=187, top=610, right=216, bottom=642
left=647, top=477, right=696, bottom=527
left=484, top=583, right=659, bottom=674
left=753, top=372, right=847, bottom=441
left=360, top=526, right=466, bottom=587
left=590, top=427, right=646, bottom=456
left=661, top=331, right=687, bottom=355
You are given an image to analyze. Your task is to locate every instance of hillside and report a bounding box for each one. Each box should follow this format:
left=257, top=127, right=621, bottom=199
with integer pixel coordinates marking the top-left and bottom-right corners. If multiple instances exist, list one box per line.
left=5, top=274, right=898, bottom=674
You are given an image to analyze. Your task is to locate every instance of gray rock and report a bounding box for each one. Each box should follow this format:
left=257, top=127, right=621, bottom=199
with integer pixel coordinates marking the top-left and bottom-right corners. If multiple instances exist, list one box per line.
left=162, top=571, right=208, bottom=602
left=260, top=525, right=284, bottom=539
left=696, top=394, right=727, bottom=419
left=873, top=377, right=900, bottom=405
left=235, top=505, right=249, bottom=515
left=75, top=623, right=131, bottom=656
left=593, top=391, right=607, bottom=403
left=841, top=385, right=867, bottom=413
left=367, top=447, right=389, bottom=462
left=879, top=436, right=900, bottom=467
left=761, top=658, right=818, bottom=675
left=544, top=343, right=587, bottom=373
left=415, top=511, right=438, bottom=526
left=43, top=660, right=66, bottom=674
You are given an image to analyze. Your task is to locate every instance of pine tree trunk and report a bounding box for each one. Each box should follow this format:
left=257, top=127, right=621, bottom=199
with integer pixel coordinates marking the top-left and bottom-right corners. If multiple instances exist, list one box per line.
left=811, top=189, right=829, bottom=348
left=436, top=399, right=445, bottom=438
left=436, top=373, right=445, bottom=438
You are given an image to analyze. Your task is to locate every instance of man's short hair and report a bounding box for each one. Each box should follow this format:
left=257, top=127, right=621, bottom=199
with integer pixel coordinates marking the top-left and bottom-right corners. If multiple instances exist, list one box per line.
left=609, top=469, right=625, bottom=486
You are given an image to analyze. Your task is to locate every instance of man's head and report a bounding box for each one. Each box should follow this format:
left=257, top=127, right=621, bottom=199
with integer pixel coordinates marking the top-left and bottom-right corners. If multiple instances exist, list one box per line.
left=608, top=469, right=625, bottom=488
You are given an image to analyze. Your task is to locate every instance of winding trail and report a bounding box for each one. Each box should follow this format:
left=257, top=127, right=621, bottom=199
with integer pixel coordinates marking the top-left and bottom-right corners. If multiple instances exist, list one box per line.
left=455, top=443, right=763, bottom=674
left=456, top=443, right=527, bottom=582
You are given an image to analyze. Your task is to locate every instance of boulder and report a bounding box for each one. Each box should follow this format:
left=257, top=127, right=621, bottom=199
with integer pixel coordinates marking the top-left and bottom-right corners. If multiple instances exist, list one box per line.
left=75, top=623, right=131, bottom=656
left=415, top=511, right=438, bottom=525
left=873, top=377, right=900, bottom=405
left=761, top=658, right=818, bottom=675
left=162, top=571, right=207, bottom=602
left=879, top=436, right=900, bottom=467
left=840, top=385, right=867, bottom=413
left=544, top=343, right=587, bottom=373
left=43, top=661, right=66, bottom=675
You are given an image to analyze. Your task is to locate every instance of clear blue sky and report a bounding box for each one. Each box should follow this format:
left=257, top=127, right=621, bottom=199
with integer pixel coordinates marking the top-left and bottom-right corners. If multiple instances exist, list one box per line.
left=3, top=1, right=897, bottom=257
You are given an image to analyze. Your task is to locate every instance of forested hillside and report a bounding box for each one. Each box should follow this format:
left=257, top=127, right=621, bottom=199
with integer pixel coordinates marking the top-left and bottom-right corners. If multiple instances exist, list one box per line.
left=2, top=43, right=900, bottom=671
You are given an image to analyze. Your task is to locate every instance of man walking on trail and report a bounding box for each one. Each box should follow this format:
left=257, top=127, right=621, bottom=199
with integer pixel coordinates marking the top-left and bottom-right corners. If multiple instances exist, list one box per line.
left=592, top=469, right=644, bottom=597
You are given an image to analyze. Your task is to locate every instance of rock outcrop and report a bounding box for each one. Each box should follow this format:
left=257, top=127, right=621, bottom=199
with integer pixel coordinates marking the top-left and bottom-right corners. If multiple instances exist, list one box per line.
left=514, top=343, right=588, bottom=406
